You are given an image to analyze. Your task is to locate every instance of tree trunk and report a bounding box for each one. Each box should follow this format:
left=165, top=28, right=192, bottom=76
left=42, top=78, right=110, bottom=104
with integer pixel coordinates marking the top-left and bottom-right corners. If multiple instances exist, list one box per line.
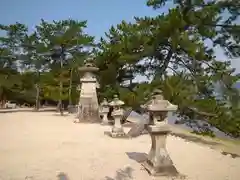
left=153, top=49, right=173, bottom=81
left=0, top=88, right=7, bottom=108
left=59, top=80, right=63, bottom=115
left=35, top=84, right=40, bottom=111
left=35, top=71, right=41, bottom=111
left=0, top=86, right=2, bottom=108
left=59, top=56, right=64, bottom=116
left=68, top=68, right=73, bottom=106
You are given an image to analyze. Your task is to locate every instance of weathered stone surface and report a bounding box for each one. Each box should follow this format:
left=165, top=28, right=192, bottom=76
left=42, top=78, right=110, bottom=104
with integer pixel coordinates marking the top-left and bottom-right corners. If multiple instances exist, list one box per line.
left=100, top=98, right=109, bottom=125
left=77, top=60, right=100, bottom=123
left=141, top=89, right=179, bottom=177
left=76, top=97, right=100, bottom=123
left=101, top=113, right=109, bottom=125
left=108, top=95, right=126, bottom=138
left=110, top=109, right=126, bottom=137
left=142, top=125, right=178, bottom=176
left=110, top=130, right=126, bottom=138
left=104, top=131, right=128, bottom=138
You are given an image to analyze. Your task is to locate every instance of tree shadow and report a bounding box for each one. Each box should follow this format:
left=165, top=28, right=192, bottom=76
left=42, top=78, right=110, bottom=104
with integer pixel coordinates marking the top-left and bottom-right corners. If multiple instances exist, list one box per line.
left=169, top=133, right=240, bottom=158
left=52, top=113, right=69, bottom=117
left=104, top=167, right=134, bottom=180
left=125, top=152, right=147, bottom=163
left=221, top=151, right=240, bottom=158
left=57, top=172, right=69, bottom=180
left=170, top=132, right=220, bottom=146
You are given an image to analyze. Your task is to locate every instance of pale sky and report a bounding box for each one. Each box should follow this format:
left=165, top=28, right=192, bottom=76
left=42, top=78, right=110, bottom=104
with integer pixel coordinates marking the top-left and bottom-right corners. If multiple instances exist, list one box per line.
left=0, top=0, right=239, bottom=77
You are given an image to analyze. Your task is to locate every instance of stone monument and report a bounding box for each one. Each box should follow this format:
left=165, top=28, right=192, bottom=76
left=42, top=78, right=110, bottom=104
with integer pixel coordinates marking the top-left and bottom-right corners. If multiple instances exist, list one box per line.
left=108, top=95, right=126, bottom=137
left=99, top=98, right=109, bottom=125
left=77, top=59, right=100, bottom=123
left=142, top=89, right=179, bottom=177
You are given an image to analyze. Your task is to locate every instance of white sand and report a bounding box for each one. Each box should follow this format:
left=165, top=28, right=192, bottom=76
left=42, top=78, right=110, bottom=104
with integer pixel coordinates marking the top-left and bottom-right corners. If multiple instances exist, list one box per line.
left=0, top=112, right=239, bottom=180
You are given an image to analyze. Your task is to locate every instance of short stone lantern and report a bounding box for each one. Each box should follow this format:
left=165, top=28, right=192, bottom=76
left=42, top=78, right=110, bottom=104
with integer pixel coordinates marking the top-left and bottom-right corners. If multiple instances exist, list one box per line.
left=142, top=89, right=179, bottom=177
left=108, top=95, right=125, bottom=137
left=100, top=98, right=109, bottom=125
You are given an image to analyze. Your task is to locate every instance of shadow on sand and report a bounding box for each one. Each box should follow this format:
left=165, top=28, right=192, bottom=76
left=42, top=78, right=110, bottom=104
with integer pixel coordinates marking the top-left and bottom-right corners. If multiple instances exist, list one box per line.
left=57, top=172, right=69, bottom=180
left=221, top=151, right=240, bottom=158
left=56, top=168, right=134, bottom=180
left=52, top=113, right=69, bottom=117
left=125, top=152, right=147, bottom=163
left=104, top=166, right=134, bottom=180
left=0, top=108, right=57, bottom=113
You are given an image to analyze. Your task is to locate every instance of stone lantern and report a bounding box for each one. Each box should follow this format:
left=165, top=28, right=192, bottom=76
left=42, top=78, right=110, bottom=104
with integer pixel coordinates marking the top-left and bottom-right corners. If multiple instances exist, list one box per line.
left=77, top=59, right=100, bottom=123
left=100, top=98, right=109, bottom=125
left=142, top=89, right=179, bottom=176
left=108, top=95, right=125, bottom=137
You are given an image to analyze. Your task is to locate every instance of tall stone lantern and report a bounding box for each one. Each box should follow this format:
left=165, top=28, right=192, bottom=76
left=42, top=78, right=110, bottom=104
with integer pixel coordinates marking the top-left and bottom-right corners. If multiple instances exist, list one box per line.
left=77, top=59, right=100, bottom=123
left=99, top=98, right=109, bottom=125
left=142, top=90, right=179, bottom=176
left=108, top=95, right=125, bottom=137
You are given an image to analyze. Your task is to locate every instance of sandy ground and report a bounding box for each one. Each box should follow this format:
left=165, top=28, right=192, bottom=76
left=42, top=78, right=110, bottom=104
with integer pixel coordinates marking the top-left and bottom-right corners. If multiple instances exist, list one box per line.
left=0, top=112, right=240, bottom=180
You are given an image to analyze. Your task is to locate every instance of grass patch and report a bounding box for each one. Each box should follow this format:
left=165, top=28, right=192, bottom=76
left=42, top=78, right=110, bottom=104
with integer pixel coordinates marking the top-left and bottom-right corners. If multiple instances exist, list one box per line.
left=169, top=125, right=240, bottom=158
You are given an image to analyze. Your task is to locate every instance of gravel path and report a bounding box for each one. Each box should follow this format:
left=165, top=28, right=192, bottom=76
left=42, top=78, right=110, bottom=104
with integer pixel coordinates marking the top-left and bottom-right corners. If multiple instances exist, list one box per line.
left=0, top=112, right=239, bottom=180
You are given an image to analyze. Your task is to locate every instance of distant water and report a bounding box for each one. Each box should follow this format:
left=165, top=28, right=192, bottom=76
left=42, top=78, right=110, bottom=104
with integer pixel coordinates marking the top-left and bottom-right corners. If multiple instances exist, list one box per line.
left=129, top=111, right=234, bottom=139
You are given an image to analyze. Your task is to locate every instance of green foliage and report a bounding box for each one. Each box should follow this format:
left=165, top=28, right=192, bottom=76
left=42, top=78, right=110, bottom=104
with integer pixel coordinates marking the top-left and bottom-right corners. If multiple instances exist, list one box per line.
left=0, top=1, right=239, bottom=136
left=96, top=0, right=240, bottom=137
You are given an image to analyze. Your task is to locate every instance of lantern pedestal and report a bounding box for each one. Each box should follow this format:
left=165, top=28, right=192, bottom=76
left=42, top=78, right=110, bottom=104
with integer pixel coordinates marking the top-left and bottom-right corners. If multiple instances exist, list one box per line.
left=142, top=125, right=178, bottom=176
left=110, top=111, right=126, bottom=137
left=100, top=99, right=110, bottom=125
left=139, top=89, right=180, bottom=177
left=101, top=113, right=109, bottom=125
left=104, top=95, right=127, bottom=138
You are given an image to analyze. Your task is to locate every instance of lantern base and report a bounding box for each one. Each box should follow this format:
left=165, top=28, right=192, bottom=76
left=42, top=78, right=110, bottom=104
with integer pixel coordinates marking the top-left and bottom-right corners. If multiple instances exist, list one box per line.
left=110, top=131, right=126, bottom=138
left=104, top=130, right=128, bottom=139
left=109, top=126, right=125, bottom=137
left=142, top=124, right=179, bottom=177
left=142, top=159, right=179, bottom=177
